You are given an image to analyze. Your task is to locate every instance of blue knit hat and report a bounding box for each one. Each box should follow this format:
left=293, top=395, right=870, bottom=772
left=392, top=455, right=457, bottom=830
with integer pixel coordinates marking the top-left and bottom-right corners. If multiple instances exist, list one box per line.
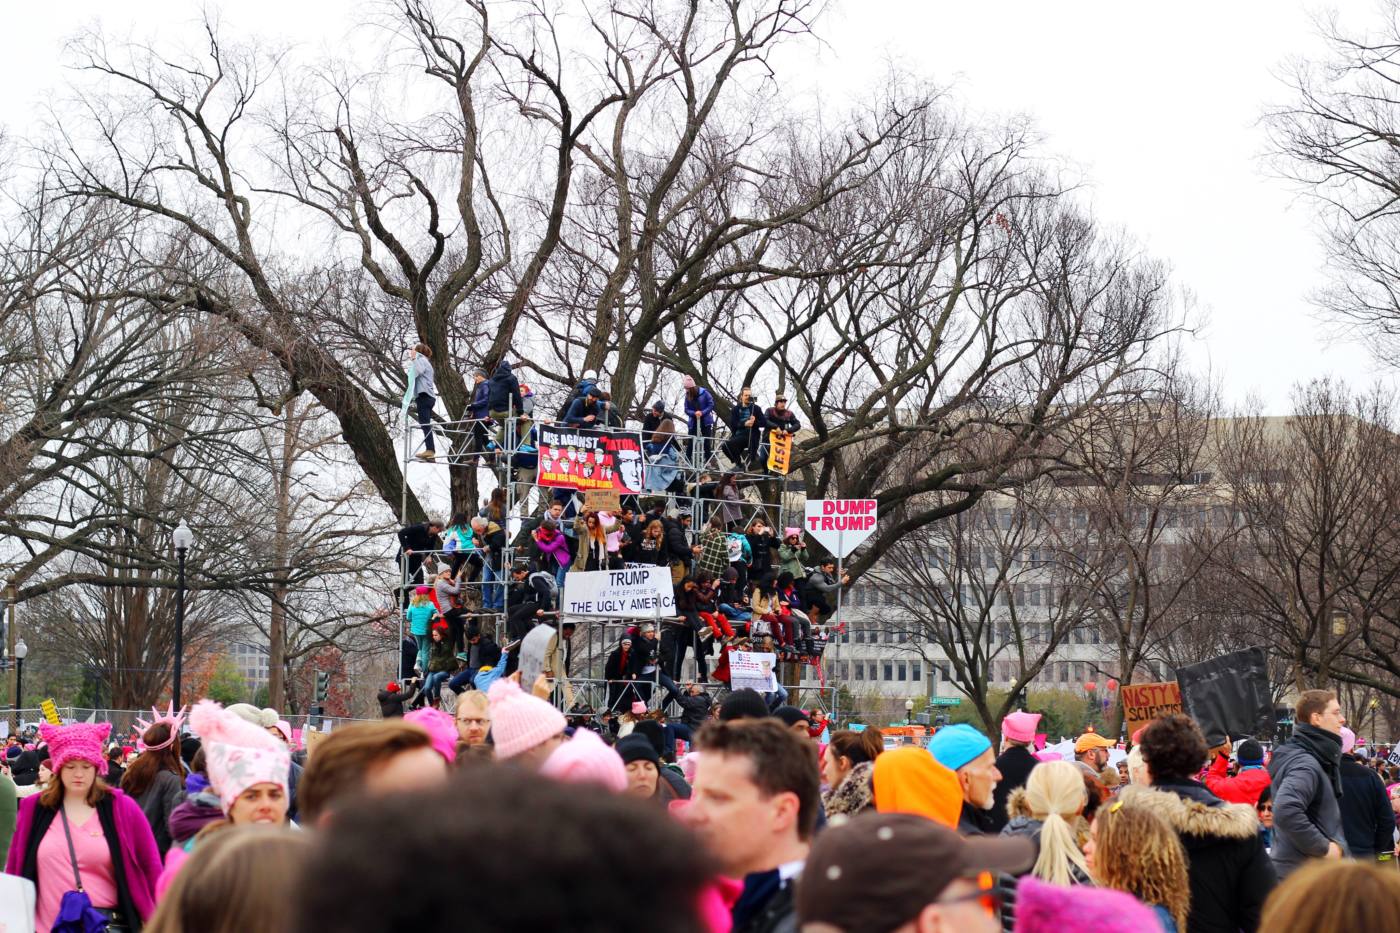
left=927, top=723, right=993, bottom=772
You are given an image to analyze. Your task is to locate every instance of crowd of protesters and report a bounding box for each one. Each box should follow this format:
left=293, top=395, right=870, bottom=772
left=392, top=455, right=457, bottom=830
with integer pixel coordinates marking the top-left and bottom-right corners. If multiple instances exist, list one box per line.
left=392, top=367, right=845, bottom=723
left=2, top=683, right=1399, bottom=932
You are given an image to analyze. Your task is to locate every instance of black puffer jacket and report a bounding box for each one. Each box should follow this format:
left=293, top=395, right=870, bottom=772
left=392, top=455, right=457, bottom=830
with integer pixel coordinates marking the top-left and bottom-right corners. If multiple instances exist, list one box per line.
left=1119, top=782, right=1277, bottom=933
left=485, top=360, right=523, bottom=413
left=1339, top=754, right=1394, bottom=858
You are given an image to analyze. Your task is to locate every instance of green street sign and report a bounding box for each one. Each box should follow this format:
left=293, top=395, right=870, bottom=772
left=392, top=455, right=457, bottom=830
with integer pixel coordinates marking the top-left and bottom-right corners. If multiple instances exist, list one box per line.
left=927, top=697, right=962, bottom=707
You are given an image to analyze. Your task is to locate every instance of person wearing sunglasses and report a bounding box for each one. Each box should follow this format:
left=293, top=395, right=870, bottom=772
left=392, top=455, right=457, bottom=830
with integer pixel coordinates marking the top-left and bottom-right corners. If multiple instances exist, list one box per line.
left=795, top=811, right=1033, bottom=933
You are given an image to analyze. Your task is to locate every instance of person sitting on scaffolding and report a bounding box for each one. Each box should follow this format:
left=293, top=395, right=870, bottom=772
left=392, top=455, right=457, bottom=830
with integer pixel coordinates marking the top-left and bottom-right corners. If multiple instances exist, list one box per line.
left=693, top=572, right=738, bottom=643
left=554, top=368, right=598, bottom=421
left=695, top=513, right=731, bottom=582
left=775, top=571, right=816, bottom=658
left=408, top=343, right=438, bottom=460
left=505, top=562, right=556, bottom=639
left=722, top=386, right=767, bottom=469
left=563, top=385, right=605, bottom=427
left=485, top=360, right=525, bottom=455
left=765, top=393, right=801, bottom=436
left=682, top=376, right=715, bottom=464
left=644, top=418, right=685, bottom=496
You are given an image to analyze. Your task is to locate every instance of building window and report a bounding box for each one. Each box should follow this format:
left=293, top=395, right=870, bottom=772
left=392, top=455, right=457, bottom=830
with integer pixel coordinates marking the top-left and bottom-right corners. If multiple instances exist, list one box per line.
left=855, top=662, right=864, bottom=681
left=911, top=660, right=922, bottom=683
left=897, top=661, right=908, bottom=681
left=883, top=662, right=894, bottom=681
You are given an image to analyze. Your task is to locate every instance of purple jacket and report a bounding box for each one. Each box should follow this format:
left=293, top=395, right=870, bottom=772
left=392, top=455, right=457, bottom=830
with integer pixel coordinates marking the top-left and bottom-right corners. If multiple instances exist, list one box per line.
left=533, top=530, right=572, bottom=568
left=5, top=788, right=162, bottom=924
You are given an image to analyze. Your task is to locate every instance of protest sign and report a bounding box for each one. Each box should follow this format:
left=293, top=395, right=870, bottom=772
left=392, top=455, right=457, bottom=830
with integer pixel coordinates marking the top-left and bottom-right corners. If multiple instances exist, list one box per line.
left=730, top=651, right=779, bottom=692
left=304, top=729, right=328, bottom=761
left=562, top=567, right=675, bottom=619
left=537, top=425, right=645, bottom=493
left=584, top=488, right=622, bottom=512
left=518, top=624, right=556, bottom=690
left=803, top=499, right=878, bottom=558
left=1177, top=647, right=1275, bottom=746
left=40, top=699, right=61, bottom=726
left=1386, top=749, right=1400, bottom=768
left=1121, top=681, right=1184, bottom=738
left=767, top=430, right=793, bottom=475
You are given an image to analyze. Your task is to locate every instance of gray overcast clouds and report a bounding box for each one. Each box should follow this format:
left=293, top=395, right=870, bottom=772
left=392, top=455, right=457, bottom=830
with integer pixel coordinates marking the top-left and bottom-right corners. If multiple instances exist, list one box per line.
left=2, top=0, right=1385, bottom=412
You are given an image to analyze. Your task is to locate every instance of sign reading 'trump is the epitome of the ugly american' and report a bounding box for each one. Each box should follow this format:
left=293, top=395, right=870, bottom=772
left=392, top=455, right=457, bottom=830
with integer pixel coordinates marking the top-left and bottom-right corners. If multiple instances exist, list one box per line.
left=562, top=567, right=676, bottom=619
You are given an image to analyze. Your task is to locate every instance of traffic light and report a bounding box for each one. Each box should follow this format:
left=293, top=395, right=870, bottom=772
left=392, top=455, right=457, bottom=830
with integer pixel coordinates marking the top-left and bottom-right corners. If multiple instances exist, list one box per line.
left=314, top=671, right=330, bottom=703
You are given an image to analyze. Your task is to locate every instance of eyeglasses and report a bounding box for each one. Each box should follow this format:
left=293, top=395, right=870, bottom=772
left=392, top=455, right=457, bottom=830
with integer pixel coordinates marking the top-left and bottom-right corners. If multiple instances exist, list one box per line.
left=935, top=872, right=1001, bottom=919
left=457, top=717, right=489, bottom=727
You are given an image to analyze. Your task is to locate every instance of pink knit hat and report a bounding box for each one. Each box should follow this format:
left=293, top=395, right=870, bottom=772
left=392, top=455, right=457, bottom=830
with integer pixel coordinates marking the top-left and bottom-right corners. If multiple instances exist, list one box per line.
left=39, top=722, right=112, bottom=776
left=682, top=376, right=696, bottom=388
left=487, top=679, right=566, bottom=760
left=630, top=701, right=647, bottom=716
left=1002, top=711, right=1042, bottom=744
left=1340, top=726, right=1356, bottom=755
left=784, top=527, right=800, bottom=540
left=539, top=728, right=626, bottom=793
left=404, top=708, right=458, bottom=764
left=1014, top=876, right=1160, bottom=933
left=189, top=700, right=291, bottom=814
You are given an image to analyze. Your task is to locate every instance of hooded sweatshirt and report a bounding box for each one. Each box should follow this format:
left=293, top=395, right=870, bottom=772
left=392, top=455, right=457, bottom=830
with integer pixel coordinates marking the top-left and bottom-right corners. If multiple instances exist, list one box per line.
left=486, top=360, right=523, bottom=413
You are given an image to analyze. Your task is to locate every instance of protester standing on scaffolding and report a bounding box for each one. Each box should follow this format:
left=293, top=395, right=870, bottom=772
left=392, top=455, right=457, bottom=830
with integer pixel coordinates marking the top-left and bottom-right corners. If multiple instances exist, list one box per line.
left=468, top=368, right=490, bottom=452
left=486, top=360, right=524, bottom=453
left=723, top=386, right=767, bottom=469
left=409, top=343, right=437, bottom=460
left=682, top=376, right=715, bottom=464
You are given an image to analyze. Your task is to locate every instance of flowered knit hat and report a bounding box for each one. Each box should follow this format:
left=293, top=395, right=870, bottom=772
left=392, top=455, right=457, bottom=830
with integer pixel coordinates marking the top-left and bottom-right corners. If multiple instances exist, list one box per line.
left=487, top=678, right=565, bottom=760
left=38, top=722, right=112, bottom=775
left=189, top=700, right=290, bottom=814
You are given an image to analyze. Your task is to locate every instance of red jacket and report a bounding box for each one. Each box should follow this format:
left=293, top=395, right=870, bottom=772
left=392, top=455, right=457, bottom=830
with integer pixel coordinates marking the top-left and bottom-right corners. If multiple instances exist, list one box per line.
left=1204, top=753, right=1271, bottom=806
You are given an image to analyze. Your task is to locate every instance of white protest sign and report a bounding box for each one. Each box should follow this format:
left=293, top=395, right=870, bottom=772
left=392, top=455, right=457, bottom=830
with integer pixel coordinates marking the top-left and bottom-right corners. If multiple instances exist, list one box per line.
left=803, top=499, right=878, bottom=558
left=1387, top=748, right=1400, bottom=768
left=518, top=624, right=557, bottom=690
left=561, top=567, right=676, bottom=619
left=730, top=651, right=779, bottom=693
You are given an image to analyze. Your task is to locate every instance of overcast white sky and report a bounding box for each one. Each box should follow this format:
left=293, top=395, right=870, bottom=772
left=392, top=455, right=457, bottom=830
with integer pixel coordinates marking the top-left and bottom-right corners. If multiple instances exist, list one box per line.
left=2, top=0, right=1388, bottom=413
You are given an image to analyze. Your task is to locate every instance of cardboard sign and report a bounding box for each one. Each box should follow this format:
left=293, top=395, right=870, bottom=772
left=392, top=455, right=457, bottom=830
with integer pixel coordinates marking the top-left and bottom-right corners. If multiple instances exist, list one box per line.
left=1177, top=647, right=1275, bottom=746
left=1386, top=749, right=1400, bottom=768
left=767, top=430, right=793, bottom=475
left=536, top=425, right=645, bottom=493
left=561, top=567, right=675, bottom=619
left=730, top=651, right=779, bottom=692
left=584, top=489, right=622, bottom=512
left=304, top=729, right=328, bottom=760
left=803, top=499, right=878, bottom=558
left=40, top=699, right=61, bottom=726
left=1121, top=681, right=1183, bottom=737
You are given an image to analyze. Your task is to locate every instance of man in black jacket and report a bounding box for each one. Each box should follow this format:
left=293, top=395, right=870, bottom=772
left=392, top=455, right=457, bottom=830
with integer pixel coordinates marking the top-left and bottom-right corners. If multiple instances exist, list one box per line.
left=1131, top=713, right=1277, bottom=933
left=396, top=518, right=444, bottom=599
left=723, top=386, right=768, bottom=468
left=485, top=360, right=524, bottom=449
left=1338, top=726, right=1395, bottom=861
left=990, top=710, right=1041, bottom=832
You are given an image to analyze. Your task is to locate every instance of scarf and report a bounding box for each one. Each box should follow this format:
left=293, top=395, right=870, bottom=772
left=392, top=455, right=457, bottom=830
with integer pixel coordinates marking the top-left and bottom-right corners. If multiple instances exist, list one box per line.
left=1292, top=723, right=1344, bottom=799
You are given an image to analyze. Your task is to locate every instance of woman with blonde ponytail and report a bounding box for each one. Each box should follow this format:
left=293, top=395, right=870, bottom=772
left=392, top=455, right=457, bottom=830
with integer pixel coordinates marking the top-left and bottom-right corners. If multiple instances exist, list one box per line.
left=998, top=760, right=1093, bottom=930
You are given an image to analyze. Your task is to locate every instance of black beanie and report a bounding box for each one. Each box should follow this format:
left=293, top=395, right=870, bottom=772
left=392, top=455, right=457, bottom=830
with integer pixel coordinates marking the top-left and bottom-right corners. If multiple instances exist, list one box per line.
left=616, top=734, right=660, bottom=767
left=719, top=688, right=770, bottom=722
left=772, top=706, right=809, bottom=729
left=1237, top=739, right=1265, bottom=766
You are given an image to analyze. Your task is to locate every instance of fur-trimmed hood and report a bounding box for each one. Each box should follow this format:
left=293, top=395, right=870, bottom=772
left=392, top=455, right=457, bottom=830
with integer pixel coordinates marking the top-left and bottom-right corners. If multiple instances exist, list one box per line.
left=1118, top=784, right=1261, bottom=840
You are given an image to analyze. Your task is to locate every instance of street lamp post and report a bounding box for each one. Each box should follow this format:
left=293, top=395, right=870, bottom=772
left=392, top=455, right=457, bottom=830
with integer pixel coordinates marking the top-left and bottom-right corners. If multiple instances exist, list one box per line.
left=172, top=520, right=194, bottom=708
left=14, top=638, right=28, bottom=715
left=905, top=698, right=914, bottom=725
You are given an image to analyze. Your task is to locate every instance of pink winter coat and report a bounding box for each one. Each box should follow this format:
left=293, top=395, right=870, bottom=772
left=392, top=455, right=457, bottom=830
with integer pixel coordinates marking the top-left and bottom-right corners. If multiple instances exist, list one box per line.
left=5, top=787, right=163, bottom=925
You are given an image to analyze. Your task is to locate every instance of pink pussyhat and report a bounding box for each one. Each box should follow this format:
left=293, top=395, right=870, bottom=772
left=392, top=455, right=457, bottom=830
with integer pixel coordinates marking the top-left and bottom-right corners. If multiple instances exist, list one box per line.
left=1002, top=711, right=1042, bottom=744
left=784, top=527, right=800, bottom=540
left=39, top=722, right=112, bottom=775
left=1340, top=726, right=1356, bottom=755
left=404, top=708, right=458, bottom=764
left=539, top=728, right=627, bottom=793
left=630, top=701, right=647, bottom=716
left=189, top=700, right=291, bottom=815
left=487, top=678, right=566, bottom=760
